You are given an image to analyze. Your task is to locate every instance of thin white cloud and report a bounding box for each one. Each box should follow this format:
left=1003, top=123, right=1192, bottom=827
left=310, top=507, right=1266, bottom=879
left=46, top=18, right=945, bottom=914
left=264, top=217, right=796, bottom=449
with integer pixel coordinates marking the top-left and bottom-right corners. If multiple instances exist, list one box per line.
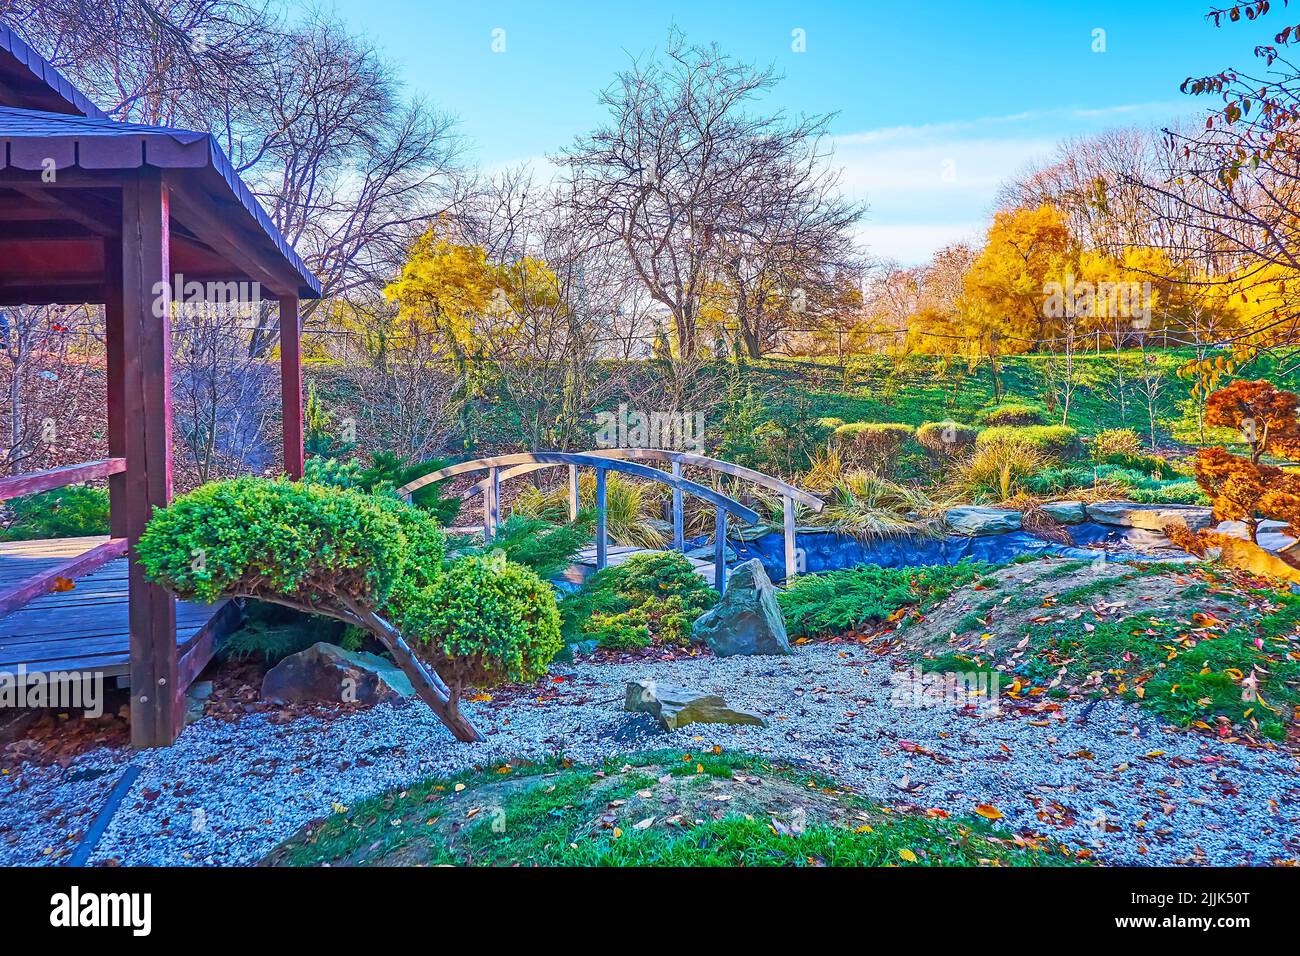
left=832, top=101, right=1186, bottom=147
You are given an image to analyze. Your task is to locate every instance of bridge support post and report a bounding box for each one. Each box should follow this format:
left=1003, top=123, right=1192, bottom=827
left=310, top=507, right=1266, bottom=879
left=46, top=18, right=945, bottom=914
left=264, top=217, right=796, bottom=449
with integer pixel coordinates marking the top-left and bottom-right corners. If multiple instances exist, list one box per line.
left=483, top=467, right=500, bottom=541
left=595, top=468, right=608, bottom=570
left=714, top=508, right=728, bottom=595
left=568, top=464, right=579, bottom=522
left=671, top=460, right=684, bottom=552
left=783, top=495, right=798, bottom=582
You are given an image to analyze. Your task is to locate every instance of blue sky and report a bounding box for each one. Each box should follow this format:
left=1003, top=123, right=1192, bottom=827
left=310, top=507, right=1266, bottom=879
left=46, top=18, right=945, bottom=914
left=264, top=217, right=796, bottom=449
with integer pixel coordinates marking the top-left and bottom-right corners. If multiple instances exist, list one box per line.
left=322, top=1, right=1261, bottom=263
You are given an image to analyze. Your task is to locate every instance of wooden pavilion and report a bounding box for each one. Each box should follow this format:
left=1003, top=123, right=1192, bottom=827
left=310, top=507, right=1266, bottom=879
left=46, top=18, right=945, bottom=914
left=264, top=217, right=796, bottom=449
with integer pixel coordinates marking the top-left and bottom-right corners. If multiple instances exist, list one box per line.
left=0, top=26, right=320, bottom=746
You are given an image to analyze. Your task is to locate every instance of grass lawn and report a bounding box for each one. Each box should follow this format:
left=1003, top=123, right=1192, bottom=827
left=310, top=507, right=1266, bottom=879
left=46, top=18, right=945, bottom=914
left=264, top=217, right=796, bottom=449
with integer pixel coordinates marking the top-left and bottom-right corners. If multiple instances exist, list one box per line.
left=264, top=749, right=1076, bottom=867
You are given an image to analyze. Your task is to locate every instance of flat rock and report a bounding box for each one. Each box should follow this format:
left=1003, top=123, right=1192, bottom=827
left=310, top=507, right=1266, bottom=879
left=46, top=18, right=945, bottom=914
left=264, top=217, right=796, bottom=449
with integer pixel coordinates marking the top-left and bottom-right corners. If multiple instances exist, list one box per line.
left=945, top=506, right=1022, bottom=536
left=262, top=642, right=415, bottom=707
left=624, top=679, right=767, bottom=731
left=1086, top=500, right=1213, bottom=533
left=691, top=558, right=790, bottom=655
left=1040, top=500, right=1087, bottom=524
left=685, top=544, right=739, bottom=563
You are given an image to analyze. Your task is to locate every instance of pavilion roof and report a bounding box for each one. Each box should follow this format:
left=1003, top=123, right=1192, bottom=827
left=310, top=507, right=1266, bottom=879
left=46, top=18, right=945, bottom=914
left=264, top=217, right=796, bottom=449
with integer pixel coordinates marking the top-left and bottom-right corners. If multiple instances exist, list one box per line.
left=0, top=24, right=320, bottom=300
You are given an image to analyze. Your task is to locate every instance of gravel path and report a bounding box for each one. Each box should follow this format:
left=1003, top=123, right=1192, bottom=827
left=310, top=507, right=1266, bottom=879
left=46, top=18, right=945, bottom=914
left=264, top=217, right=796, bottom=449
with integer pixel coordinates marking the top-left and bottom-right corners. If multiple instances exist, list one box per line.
left=2, top=643, right=1297, bottom=866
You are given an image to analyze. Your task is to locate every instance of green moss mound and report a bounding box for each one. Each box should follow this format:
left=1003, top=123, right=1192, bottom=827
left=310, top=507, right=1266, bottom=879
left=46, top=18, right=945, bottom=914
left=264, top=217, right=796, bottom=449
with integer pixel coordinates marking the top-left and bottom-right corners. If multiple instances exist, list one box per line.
left=263, top=750, right=1072, bottom=867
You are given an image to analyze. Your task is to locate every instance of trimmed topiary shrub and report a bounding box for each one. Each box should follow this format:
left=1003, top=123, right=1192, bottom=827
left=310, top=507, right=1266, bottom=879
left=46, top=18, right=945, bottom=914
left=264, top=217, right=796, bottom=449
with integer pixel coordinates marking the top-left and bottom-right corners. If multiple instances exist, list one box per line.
left=976, top=425, right=1080, bottom=462
left=916, top=420, right=978, bottom=457
left=977, top=404, right=1045, bottom=427
left=833, top=422, right=916, bottom=470
left=400, top=553, right=562, bottom=711
left=137, top=477, right=558, bottom=741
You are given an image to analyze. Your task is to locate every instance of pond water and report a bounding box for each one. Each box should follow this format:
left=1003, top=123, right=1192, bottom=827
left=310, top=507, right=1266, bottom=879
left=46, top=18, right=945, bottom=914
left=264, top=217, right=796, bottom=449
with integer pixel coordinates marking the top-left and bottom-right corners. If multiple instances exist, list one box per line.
left=703, top=521, right=1191, bottom=582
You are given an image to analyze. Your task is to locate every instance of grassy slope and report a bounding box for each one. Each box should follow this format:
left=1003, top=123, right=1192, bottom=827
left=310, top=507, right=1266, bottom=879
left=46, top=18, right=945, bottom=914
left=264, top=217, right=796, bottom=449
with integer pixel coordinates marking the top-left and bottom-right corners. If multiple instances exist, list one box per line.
left=870, top=557, right=1300, bottom=742
left=264, top=749, right=1073, bottom=867
left=749, top=350, right=1300, bottom=443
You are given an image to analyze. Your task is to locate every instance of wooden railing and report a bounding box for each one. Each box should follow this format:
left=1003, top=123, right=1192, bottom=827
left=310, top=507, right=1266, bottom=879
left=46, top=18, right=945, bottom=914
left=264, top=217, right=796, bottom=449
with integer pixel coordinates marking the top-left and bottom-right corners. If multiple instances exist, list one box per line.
left=0, top=458, right=127, bottom=616
left=398, top=449, right=824, bottom=588
left=0, top=458, right=125, bottom=501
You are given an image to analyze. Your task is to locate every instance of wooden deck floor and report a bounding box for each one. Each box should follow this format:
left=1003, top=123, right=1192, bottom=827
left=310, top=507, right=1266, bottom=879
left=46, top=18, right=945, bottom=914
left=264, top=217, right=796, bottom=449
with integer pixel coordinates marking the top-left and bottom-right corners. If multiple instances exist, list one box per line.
left=0, top=535, right=231, bottom=678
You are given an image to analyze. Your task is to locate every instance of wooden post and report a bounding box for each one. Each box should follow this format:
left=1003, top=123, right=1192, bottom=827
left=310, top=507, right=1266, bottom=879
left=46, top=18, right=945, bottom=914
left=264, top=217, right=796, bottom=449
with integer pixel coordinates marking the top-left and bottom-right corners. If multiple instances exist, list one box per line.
left=671, top=459, right=684, bottom=552
left=103, top=238, right=126, bottom=539
left=279, top=294, right=303, bottom=479
left=714, top=508, right=728, bottom=595
left=568, top=464, right=579, bottom=522
left=123, top=169, right=180, bottom=749
left=783, top=494, right=797, bottom=582
left=595, top=468, right=607, bottom=570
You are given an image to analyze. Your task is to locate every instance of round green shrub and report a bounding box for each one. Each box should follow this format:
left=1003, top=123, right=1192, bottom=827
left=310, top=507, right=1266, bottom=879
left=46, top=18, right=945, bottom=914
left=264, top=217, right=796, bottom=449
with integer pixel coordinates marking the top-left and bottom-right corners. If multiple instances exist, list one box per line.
left=975, top=424, right=1080, bottom=462
left=559, top=551, right=719, bottom=649
left=977, top=404, right=1045, bottom=427
left=916, top=420, right=977, bottom=456
left=401, top=553, right=562, bottom=696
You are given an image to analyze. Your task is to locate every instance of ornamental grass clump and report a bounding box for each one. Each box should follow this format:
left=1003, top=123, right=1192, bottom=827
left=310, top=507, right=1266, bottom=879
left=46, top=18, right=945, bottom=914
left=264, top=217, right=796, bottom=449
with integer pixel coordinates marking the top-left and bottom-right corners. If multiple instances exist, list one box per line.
left=137, top=477, right=560, bottom=741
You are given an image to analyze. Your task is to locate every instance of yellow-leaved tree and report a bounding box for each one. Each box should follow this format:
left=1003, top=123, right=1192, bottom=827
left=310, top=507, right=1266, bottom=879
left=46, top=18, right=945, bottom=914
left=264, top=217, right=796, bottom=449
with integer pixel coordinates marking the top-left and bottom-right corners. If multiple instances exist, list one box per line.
left=960, top=203, right=1074, bottom=398
left=383, top=227, right=500, bottom=363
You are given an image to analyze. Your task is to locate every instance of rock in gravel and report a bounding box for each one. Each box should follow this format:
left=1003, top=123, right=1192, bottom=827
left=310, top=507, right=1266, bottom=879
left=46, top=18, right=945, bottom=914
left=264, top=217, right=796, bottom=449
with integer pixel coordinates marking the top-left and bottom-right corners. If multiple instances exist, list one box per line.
left=691, top=558, right=790, bottom=656
left=945, top=506, right=1022, bottom=535
left=1040, top=500, right=1087, bottom=524
left=184, top=680, right=214, bottom=727
left=624, top=679, right=767, bottom=731
left=261, top=643, right=415, bottom=707
left=1086, top=500, right=1213, bottom=532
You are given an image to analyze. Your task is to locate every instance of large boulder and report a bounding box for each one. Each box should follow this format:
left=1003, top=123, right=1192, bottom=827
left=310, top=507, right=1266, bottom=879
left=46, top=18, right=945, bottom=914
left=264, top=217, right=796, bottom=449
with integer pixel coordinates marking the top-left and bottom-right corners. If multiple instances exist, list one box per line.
left=1086, top=500, right=1213, bottom=533
left=1040, top=500, right=1087, bottom=524
left=261, top=642, right=415, bottom=707
left=624, top=679, right=767, bottom=731
left=691, top=558, right=790, bottom=656
left=945, top=506, right=1022, bottom=536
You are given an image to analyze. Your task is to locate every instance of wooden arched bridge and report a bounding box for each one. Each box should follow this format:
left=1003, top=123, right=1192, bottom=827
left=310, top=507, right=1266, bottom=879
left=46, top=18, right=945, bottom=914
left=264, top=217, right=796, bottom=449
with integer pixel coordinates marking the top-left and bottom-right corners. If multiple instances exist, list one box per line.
left=396, top=449, right=824, bottom=592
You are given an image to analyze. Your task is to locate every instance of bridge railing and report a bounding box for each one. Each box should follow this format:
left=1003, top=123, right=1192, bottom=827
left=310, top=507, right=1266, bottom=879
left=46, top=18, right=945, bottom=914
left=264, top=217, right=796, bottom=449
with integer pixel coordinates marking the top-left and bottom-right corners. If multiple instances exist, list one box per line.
left=397, top=449, right=824, bottom=588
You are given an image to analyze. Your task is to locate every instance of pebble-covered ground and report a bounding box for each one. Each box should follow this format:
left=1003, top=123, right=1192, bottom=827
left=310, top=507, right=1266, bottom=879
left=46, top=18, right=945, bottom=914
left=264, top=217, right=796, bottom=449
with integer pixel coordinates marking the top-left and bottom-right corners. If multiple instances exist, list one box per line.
left=2, top=643, right=1297, bottom=866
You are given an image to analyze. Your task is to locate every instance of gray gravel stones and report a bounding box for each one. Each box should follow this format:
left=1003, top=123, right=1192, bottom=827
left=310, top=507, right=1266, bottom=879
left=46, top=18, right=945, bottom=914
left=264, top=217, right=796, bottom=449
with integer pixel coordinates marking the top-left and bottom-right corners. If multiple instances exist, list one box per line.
left=1, top=643, right=1296, bottom=867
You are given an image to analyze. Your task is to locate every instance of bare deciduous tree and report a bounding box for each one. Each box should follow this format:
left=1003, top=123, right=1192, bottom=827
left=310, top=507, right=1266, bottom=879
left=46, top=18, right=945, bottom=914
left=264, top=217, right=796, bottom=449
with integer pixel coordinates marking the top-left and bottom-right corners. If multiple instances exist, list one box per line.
left=558, top=31, right=859, bottom=359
